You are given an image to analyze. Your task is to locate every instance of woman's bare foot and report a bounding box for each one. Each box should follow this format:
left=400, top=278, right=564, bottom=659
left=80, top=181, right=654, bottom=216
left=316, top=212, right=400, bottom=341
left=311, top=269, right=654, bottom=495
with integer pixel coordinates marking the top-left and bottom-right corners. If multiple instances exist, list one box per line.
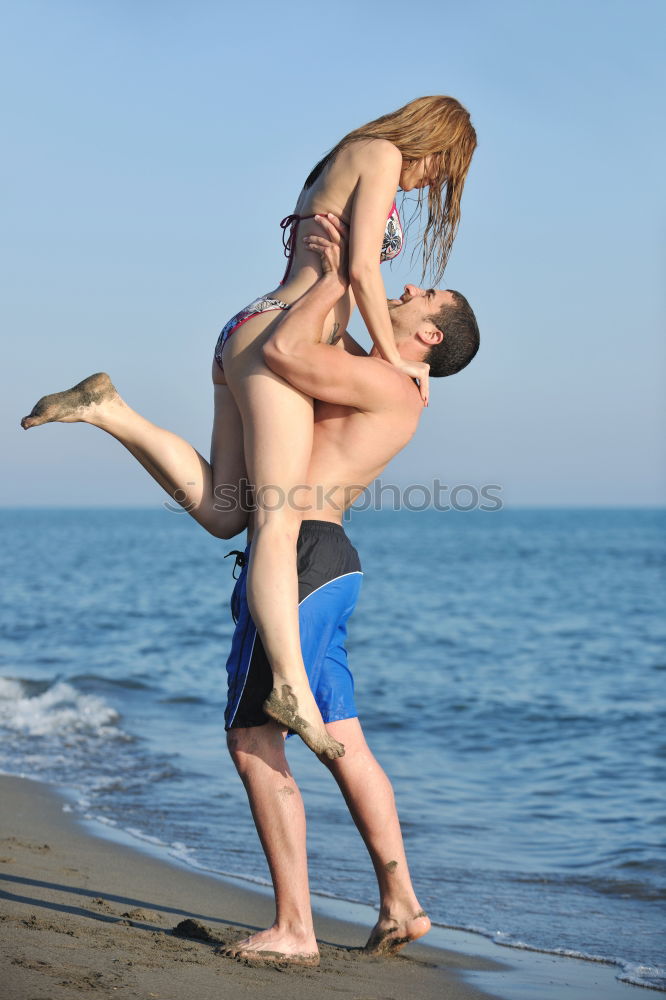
left=363, top=908, right=431, bottom=956
left=263, top=681, right=345, bottom=760
left=217, top=924, right=320, bottom=966
left=21, top=372, right=120, bottom=429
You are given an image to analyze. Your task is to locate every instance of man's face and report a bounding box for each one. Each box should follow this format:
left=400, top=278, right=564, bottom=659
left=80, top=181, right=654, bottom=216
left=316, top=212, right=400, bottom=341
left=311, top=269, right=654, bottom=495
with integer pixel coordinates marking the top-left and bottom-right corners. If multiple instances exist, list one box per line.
left=387, top=285, right=455, bottom=338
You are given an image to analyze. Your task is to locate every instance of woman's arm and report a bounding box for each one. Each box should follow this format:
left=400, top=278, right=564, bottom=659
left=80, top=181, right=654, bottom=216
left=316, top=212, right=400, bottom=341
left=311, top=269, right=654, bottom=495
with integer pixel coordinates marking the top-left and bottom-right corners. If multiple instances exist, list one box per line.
left=347, top=140, right=403, bottom=365
left=347, top=141, right=429, bottom=403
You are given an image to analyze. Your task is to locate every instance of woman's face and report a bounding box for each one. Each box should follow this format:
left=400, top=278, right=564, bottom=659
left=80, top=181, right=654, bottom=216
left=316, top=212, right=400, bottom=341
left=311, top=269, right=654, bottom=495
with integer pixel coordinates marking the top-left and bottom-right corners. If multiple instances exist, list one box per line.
left=399, top=155, right=438, bottom=191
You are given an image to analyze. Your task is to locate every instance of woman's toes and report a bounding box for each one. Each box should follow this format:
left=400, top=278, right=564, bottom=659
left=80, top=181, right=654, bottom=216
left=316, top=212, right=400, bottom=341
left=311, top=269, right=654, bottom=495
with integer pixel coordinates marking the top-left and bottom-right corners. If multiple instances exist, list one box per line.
left=20, top=372, right=118, bottom=430
left=323, top=739, right=345, bottom=760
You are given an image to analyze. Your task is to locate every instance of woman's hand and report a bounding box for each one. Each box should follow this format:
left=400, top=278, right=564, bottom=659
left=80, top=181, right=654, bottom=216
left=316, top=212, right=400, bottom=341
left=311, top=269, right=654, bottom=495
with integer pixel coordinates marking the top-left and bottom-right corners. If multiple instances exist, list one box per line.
left=395, top=359, right=430, bottom=406
left=303, top=214, right=349, bottom=295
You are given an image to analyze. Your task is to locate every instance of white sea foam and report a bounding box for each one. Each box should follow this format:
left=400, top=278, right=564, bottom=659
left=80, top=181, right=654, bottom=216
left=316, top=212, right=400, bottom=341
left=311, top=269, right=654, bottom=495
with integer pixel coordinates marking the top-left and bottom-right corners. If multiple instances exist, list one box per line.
left=618, top=963, right=666, bottom=991
left=167, top=841, right=205, bottom=868
left=93, top=815, right=118, bottom=827
left=124, top=827, right=168, bottom=848
left=432, top=920, right=666, bottom=991
left=0, top=677, right=121, bottom=738
left=0, top=678, right=24, bottom=700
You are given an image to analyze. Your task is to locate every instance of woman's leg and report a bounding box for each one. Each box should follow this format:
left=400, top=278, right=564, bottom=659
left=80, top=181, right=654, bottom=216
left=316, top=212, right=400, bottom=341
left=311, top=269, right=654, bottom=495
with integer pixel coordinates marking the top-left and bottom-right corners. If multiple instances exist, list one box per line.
left=20, top=368, right=249, bottom=540
left=227, top=359, right=344, bottom=759
left=321, top=718, right=431, bottom=953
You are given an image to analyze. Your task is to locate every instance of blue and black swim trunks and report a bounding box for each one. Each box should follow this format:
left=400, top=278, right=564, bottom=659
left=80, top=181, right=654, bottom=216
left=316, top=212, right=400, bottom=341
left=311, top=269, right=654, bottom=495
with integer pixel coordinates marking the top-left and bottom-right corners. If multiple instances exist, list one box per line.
left=224, top=520, right=363, bottom=730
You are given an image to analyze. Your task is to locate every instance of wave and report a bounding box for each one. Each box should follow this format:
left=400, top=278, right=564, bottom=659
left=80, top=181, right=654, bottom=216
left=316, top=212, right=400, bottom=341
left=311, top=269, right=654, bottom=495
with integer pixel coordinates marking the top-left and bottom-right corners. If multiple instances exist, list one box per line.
left=427, top=921, right=666, bottom=992
left=68, top=673, right=157, bottom=692
left=0, top=676, right=124, bottom=739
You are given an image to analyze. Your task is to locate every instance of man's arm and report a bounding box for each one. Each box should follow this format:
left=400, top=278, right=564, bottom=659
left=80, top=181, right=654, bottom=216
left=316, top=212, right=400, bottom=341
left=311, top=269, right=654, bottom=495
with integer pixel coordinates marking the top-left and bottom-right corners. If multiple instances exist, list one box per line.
left=263, top=278, right=390, bottom=410
left=262, top=216, right=393, bottom=410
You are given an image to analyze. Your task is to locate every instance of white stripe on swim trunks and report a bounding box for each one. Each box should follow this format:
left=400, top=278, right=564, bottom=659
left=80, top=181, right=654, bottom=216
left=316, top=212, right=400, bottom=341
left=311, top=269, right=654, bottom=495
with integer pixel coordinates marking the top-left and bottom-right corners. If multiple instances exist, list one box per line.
left=227, top=628, right=258, bottom=729
left=297, top=570, right=364, bottom=609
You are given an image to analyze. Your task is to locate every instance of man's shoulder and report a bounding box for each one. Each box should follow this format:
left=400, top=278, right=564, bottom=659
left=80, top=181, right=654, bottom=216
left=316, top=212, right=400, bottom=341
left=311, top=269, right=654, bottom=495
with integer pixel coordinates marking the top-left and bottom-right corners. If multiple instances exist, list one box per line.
left=368, top=354, right=423, bottom=397
left=347, top=353, right=424, bottom=417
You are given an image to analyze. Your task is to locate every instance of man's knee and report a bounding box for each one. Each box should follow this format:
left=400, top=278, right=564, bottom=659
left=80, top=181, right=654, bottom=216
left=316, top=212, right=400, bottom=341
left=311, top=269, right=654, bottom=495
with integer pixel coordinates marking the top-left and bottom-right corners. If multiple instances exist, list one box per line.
left=227, top=726, right=258, bottom=766
left=226, top=723, right=283, bottom=776
left=323, top=718, right=368, bottom=758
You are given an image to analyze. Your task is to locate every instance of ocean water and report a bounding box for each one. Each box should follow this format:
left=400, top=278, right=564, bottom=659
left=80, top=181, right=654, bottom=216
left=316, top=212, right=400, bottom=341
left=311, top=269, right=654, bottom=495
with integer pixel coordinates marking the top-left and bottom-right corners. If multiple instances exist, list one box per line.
left=1, top=508, right=664, bottom=991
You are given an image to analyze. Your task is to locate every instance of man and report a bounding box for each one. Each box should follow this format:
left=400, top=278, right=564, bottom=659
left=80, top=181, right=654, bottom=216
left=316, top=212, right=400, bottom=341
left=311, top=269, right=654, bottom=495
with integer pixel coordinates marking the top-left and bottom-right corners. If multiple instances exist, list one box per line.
left=220, top=215, right=479, bottom=965
left=19, top=216, right=478, bottom=967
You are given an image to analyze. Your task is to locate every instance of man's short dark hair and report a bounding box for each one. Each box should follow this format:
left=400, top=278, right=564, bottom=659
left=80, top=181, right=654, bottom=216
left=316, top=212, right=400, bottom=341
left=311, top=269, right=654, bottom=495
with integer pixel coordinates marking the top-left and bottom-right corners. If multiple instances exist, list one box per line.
left=425, top=290, right=479, bottom=377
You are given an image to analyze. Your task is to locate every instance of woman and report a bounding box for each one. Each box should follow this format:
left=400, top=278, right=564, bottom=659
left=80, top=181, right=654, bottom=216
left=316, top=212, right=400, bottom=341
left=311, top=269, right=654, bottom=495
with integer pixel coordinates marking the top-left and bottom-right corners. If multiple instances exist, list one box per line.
left=21, top=96, right=476, bottom=760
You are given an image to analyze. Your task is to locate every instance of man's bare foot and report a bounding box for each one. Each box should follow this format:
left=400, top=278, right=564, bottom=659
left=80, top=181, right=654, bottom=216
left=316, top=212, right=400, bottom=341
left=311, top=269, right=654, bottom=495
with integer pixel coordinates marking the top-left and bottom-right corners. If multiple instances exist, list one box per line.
left=263, top=682, right=345, bottom=760
left=21, top=372, right=119, bottom=429
left=217, top=925, right=320, bottom=966
left=363, top=909, right=431, bottom=956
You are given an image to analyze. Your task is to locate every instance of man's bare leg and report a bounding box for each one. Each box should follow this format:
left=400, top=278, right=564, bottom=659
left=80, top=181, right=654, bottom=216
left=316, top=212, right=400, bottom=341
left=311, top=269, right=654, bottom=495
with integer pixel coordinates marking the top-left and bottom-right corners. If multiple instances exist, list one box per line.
left=224, top=723, right=319, bottom=965
left=20, top=370, right=248, bottom=539
left=322, top=717, right=431, bottom=954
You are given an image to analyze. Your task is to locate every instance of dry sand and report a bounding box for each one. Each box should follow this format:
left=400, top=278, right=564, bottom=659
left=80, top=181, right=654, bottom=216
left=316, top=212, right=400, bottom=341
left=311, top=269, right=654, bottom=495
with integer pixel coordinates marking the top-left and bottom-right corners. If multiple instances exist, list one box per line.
left=0, top=775, right=642, bottom=1000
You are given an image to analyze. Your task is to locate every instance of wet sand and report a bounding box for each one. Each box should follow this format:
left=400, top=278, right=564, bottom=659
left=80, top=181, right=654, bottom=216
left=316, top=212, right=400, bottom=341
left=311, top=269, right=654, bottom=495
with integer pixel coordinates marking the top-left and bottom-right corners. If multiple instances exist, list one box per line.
left=0, top=775, right=641, bottom=1000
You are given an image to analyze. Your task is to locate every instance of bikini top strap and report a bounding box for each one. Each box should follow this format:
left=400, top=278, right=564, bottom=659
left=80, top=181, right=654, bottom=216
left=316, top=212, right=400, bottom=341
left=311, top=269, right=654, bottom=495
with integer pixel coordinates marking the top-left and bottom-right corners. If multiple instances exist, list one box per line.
left=279, top=213, right=319, bottom=284
left=280, top=214, right=300, bottom=256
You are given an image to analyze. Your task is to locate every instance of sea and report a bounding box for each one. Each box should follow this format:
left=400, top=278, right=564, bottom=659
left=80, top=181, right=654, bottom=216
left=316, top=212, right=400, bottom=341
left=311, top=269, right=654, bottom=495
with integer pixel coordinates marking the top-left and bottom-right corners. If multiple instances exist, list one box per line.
left=1, top=507, right=664, bottom=991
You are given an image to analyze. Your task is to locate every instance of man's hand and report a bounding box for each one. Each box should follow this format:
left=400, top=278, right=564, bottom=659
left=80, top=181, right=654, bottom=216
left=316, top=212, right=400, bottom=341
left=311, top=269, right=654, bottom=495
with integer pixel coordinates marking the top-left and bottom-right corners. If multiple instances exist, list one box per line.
left=303, top=214, right=349, bottom=295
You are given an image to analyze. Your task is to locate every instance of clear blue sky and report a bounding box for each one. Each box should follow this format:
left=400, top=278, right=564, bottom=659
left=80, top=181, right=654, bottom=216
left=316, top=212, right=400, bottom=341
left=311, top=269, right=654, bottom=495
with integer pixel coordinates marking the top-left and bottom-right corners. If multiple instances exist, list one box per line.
left=3, top=0, right=664, bottom=507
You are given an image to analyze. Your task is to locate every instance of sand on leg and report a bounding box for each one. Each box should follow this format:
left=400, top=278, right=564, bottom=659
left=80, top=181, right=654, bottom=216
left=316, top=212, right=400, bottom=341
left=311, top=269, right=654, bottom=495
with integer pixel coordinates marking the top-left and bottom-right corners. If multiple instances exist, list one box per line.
left=20, top=368, right=249, bottom=540
left=223, top=723, right=319, bottom=966
left=321, top=717, right=431, bottom=954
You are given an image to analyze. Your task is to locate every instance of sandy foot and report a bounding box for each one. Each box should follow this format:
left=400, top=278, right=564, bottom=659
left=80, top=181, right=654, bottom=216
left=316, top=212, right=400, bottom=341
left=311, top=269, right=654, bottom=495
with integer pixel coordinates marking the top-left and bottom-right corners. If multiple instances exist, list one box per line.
left=364, top=910, right=431, bottom=956
left=263, top=683, right=345, bottom=760
left=217, top=925, right=320, bottom=967
left=21, top=372, right=118, bottom=429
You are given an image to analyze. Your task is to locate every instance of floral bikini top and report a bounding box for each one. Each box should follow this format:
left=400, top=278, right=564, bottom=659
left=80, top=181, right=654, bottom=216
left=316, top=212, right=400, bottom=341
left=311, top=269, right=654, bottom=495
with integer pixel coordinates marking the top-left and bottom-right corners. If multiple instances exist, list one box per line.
left=280, top=201, right=404, bottom=283
left=381, top=202, right=404, bottom=262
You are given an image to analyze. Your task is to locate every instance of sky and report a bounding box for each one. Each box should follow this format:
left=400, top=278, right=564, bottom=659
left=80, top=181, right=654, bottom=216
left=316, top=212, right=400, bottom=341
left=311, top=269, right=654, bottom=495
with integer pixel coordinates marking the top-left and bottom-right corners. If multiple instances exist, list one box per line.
left=2, top=0, right=664, bottom=508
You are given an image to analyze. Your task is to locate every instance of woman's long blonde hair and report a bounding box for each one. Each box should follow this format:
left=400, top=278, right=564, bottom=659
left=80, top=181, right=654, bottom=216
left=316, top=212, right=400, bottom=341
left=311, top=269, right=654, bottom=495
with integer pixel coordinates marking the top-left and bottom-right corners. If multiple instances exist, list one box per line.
left=304, top=96, right=477, bottom=283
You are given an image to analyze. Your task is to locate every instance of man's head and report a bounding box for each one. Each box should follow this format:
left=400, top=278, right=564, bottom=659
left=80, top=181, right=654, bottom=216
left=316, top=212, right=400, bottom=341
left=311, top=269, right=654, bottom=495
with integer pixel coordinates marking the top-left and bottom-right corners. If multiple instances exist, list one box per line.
left=387, top=285, right=479, bottom=376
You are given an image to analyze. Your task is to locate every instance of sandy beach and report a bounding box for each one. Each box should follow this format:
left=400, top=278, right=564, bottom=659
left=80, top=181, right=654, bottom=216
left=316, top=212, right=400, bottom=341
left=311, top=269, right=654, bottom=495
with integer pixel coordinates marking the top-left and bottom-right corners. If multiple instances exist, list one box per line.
left=0, top=774, right=644, bottom=1000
